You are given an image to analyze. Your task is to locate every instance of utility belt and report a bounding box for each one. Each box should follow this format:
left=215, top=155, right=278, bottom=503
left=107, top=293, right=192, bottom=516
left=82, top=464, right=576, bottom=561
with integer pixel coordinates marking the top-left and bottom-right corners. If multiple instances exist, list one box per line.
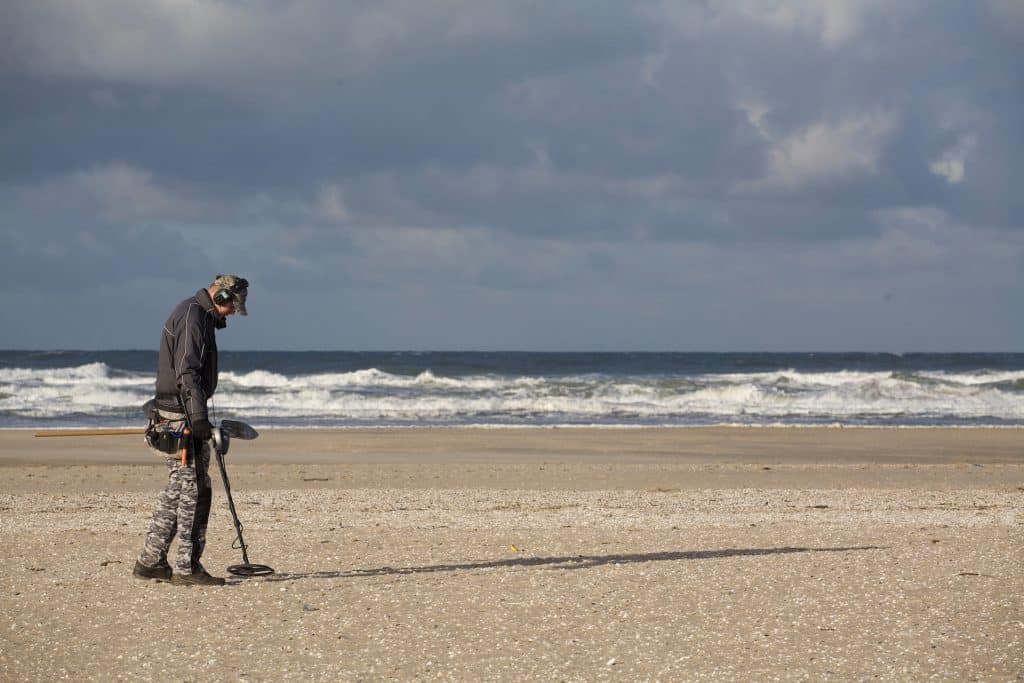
left=145, top=406, right=189, bottom=455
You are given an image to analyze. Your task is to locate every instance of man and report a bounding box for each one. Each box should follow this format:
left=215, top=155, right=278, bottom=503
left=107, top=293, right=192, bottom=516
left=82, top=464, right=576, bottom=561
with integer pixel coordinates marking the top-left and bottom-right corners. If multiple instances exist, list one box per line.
left=133, top=274, right=249, bottom=586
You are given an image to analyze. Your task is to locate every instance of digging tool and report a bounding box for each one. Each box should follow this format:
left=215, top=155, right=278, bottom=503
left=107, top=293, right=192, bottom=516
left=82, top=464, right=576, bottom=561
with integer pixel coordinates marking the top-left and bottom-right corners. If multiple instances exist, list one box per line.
left=35, top=428, right=147, bottom=437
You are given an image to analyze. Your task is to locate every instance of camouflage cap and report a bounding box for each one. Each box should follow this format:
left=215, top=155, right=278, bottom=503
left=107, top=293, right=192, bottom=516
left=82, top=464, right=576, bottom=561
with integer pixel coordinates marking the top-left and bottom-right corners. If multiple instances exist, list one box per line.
left=212, top=274, right=249, bottom=315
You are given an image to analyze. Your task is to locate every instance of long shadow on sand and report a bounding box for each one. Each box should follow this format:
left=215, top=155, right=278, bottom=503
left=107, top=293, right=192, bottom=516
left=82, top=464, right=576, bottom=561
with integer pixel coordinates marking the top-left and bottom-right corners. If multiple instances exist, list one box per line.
left=255, top=546, right=884, bottom=584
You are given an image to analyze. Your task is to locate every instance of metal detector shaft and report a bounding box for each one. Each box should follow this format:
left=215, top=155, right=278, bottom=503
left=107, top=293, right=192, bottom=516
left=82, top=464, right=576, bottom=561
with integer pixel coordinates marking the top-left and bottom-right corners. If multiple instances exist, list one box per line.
left=213, top=448, right=252, bottom=565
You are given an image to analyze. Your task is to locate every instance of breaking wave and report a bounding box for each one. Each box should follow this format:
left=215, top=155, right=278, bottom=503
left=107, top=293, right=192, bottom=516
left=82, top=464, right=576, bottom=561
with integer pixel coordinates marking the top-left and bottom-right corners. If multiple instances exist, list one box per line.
left=1, top=359, right=1022, bottom=428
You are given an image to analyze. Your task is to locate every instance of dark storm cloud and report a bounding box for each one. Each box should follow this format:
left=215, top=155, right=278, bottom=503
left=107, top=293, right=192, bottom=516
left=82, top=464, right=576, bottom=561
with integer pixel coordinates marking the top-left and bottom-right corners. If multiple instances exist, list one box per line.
left=1, top=2, right=657, bottom=185
left=1, top=1, right=1021, bottom=349
left=4, top=1, right=1018, bottom=231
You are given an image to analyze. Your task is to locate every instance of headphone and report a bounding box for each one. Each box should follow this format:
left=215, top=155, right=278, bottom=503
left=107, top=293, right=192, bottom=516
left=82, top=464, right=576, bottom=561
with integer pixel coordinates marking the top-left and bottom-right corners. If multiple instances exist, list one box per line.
left=213, top=277, right=249, bottom=306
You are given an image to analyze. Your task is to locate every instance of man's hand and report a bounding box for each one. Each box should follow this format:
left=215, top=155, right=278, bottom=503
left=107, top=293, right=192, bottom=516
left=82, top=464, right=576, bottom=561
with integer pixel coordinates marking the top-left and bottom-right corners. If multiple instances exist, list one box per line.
left=191, top=418, right=213, bottom=441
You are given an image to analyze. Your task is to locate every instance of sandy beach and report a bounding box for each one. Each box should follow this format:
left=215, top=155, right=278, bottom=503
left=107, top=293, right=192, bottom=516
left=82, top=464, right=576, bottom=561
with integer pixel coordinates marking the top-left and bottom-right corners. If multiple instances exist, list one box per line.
left=2, top=427, right=1022, bottom=681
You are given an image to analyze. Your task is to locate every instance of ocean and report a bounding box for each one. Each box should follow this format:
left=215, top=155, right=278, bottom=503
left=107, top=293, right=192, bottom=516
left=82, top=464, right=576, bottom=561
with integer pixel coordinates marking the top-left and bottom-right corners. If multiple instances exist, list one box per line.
left=0, top=350, right=1022, bottom=429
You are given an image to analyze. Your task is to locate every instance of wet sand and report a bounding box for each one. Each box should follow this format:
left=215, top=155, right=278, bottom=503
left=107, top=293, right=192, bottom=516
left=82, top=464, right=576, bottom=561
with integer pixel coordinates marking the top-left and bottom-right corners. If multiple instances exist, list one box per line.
left=1, top=428, right=1022, bottom=680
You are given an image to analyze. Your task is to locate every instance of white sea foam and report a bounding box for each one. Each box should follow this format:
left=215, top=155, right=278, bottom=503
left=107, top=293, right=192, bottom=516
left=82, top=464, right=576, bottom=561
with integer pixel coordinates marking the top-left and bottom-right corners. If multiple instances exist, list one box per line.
left=917, top=370, right=1024, bottom=385
left=221, top=368, right=506, bottom=391
left=0, top=362, right=152, bottom=420
left=2, top=363, right=1022, bottom=427
left=0, top=362, right=141, bottom=386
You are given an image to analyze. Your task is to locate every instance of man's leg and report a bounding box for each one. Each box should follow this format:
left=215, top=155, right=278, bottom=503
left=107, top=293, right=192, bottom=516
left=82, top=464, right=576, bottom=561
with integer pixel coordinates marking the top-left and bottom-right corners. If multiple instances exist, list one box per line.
left=173, top=444, right=211, bottom=575
left=190, top=446, right=213, bottom=571
left=136, top=455, right=182, bottom=576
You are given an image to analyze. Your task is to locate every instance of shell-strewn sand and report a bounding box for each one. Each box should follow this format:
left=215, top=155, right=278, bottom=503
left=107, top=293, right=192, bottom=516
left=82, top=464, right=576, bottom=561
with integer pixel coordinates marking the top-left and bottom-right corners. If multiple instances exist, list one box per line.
left=1, top=428, right=1022, bottom=681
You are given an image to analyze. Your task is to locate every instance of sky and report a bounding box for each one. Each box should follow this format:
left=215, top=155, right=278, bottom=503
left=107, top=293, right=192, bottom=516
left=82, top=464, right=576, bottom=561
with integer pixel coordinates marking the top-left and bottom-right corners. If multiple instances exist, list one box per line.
left=1, top=1, right=1022, bottom=351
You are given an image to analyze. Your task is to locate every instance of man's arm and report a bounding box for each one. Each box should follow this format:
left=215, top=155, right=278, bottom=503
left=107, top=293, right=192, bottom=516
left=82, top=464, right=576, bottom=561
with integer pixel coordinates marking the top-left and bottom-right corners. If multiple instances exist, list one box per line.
left=174, top=303, right=212, bottom=439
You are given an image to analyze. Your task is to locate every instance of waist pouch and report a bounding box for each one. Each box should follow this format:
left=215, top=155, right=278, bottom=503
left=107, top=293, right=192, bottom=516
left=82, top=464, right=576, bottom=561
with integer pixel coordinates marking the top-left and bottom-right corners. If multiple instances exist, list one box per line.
left=145, top=410, right=187, bottom=455
left=145, top=428, right=182, bottom=454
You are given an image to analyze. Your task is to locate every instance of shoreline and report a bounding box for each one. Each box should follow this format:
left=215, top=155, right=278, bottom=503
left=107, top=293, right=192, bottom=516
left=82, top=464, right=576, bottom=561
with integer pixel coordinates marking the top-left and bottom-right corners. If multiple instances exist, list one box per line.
left=5, top=425, right=1024, bottom=464
left=3, top=426, right=1022, bottom=492
left=8, top=422, right=1024, bottom=430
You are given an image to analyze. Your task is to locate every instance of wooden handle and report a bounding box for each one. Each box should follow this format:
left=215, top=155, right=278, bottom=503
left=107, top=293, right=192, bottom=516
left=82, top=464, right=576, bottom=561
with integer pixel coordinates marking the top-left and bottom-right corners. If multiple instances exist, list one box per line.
left=34, top=429, right=148, bottom=437
left=180, top=428, right=191, bottom=465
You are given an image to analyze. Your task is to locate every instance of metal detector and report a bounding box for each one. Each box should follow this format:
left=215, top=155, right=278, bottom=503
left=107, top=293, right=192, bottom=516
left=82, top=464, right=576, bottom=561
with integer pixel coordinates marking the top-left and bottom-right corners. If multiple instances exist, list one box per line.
left=210, top=419, right=275, bottom=577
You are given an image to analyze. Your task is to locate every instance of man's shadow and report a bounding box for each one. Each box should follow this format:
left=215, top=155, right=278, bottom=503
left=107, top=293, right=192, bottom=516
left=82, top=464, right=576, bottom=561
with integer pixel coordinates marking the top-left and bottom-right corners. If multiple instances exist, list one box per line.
left=252, top=545, right=884, bottom=583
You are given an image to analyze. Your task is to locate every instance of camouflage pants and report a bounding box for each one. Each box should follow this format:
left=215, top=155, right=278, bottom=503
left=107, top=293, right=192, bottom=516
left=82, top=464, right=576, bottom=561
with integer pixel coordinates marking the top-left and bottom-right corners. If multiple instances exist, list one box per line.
left=138, top=431, right=213, bottom=575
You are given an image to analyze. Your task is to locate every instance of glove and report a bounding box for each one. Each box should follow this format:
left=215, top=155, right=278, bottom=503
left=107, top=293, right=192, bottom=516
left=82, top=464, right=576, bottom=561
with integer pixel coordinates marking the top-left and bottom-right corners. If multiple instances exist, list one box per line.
left=191, top=418, right=213, bottom=441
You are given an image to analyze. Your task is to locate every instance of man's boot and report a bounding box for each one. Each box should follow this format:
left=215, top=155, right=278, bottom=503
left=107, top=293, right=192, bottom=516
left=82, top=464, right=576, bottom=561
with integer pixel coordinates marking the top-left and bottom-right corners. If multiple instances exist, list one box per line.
left=133, top=560, right=173, bottom=582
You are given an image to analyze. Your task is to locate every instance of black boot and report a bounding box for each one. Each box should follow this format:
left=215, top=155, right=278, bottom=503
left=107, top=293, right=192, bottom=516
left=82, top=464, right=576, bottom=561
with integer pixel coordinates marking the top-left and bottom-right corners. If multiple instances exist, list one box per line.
left=133, top=560, right=172, bottom=582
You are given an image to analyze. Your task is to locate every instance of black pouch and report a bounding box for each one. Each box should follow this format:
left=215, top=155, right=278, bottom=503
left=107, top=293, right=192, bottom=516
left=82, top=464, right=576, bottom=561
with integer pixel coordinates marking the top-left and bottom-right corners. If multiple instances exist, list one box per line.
left=145, top=428, right=181, bottom=454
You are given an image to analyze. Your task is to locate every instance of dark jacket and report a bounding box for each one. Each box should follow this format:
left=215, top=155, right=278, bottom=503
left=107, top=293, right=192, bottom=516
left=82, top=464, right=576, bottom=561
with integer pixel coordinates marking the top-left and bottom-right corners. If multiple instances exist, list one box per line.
left=154, top=289, right=223, bottom=423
